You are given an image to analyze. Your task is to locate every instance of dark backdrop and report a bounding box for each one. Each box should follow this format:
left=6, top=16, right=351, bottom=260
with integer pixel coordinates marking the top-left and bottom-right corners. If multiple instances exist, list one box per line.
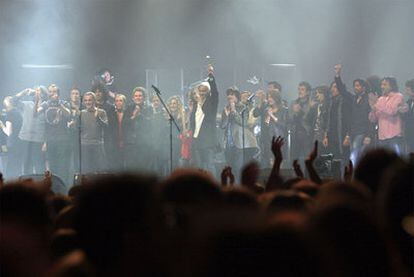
left=1, top=0, right=413, bottom=105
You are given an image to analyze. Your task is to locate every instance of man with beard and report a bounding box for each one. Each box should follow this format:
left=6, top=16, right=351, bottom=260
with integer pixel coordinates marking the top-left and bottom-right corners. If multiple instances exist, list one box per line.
left=369, top=77, right=405, bottom=154
left=334, top=64, right=373, bottom=165
left=36, top=84, right=71, bottom=183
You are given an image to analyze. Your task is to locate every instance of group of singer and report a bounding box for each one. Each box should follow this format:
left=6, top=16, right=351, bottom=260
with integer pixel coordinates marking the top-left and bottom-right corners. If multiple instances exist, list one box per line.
left=0, top=64, right=413, bottom=184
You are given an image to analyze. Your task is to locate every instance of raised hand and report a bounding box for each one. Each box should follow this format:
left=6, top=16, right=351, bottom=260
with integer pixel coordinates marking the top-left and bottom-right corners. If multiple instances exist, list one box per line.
left=220, top=166, right=235, bottom=187
left=293, top=159, right=304, bottom=178
left=207, top=64, right=214, bottom=75
left=271, top=136, right=284, bottom=164
left=334, top=63, right=342, bottom=76
left=307, top=140, right=318, bottom=163
left=241, top=162, right=260, bottom=189
left=305, top=141, right=322, bottom=184
left=344, top=160, right=353, bottom=182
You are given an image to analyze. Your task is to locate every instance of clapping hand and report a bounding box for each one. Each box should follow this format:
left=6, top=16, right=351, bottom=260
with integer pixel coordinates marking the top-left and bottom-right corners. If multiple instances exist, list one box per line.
left=221, top=166, right=235, bottom=187
left=293, top=159, right=304, bottom=178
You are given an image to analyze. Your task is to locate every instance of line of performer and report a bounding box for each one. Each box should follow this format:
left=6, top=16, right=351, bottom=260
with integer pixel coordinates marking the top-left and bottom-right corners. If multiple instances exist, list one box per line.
left=0, top=64, right=413, bottom=184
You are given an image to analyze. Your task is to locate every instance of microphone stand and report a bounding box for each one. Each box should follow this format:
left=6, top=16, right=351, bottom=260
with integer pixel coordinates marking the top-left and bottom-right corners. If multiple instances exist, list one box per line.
left=241, top=106, right=247, bottom=165
left=152, top=85, right=181, bottom=174
left=241, top=93, right=256, bottom=165
left=76, top=99, right=82, bottom=185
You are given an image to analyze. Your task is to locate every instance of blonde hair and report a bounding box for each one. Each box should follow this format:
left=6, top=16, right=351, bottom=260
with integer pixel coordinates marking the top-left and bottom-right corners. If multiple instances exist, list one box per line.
left=115, top=93, right=126, bottom=103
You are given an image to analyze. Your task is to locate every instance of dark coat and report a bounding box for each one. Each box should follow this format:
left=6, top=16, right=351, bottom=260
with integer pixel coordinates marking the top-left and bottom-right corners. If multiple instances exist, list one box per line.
left=190, top=73, right=219, bottom=149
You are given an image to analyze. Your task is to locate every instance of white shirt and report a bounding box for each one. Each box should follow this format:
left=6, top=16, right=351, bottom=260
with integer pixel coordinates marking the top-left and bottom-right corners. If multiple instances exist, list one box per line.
left=193, top=102, right=205, bottom=138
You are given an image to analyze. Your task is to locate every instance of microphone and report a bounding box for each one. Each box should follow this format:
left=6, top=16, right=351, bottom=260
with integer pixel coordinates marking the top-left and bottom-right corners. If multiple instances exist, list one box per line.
left=151, top=85, right=161, bottom=95
left=247, top=91, right=256, bottom=102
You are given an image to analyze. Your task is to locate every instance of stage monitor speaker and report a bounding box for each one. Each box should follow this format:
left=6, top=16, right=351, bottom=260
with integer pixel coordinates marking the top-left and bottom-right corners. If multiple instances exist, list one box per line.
left=72, top=173, right=116, bottom=186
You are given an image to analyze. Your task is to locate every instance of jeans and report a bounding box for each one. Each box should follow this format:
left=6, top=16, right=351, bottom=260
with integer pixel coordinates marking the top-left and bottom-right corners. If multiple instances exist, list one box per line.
left=378, top=137, right=404, bottom=156
left=350, top=134, right=369, bottom=166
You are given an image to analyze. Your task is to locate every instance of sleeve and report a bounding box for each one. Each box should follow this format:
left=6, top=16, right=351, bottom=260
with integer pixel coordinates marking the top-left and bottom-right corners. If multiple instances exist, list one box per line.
left=10, top=96, right=24, bottom=110
left=369, top=110, right=378, bottom=123
left=220, top=109, right=228, bottom=129
left=207, top=73, right=219, bottom=114
left=377, top=93, right=404, bottom=116
left=335, top=75, right=348, bottom=96
left=97, top=109, right=108, bottom=126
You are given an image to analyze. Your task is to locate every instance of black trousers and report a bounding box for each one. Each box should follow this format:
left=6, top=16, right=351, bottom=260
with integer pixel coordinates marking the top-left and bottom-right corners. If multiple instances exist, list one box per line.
left=47, top=140, right=71, bottom=184
left=22, top=140, right=45, bottom=175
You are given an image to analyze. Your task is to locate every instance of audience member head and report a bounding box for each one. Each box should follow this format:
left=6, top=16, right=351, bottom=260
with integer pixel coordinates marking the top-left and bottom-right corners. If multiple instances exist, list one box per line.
left=354, top=149, right=403, bottom=194
left=310, top=181, right=391, bottom=277
left=201, top=226, right=318, bottom=277
left=73, top=174, right=161, bottom=275
left=377, top=160, right=414, bottom=271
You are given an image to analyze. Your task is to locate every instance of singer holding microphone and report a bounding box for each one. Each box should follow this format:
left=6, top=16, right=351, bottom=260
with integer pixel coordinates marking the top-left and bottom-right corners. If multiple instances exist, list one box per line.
left=221, top=87, right=258, bottom=180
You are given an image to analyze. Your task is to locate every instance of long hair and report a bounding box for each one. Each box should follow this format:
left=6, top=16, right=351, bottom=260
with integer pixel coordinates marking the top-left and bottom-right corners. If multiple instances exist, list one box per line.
left=353, top=79, right=368, bottom=92
left=366, top=75, right=381, bottom=96
left=405, top=79, right=414, bottom=91
left=381, top=77, right=399, bottom=92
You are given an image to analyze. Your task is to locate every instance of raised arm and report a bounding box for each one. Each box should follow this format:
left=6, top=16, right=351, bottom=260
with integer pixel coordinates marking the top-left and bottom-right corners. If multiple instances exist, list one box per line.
left=334, top=64, right=348, bottom=96
left=305, top=141, right=322, bottom=185
left=207, top=64, right=218, bottom=106
left=266, top=136, right=285, bottom=191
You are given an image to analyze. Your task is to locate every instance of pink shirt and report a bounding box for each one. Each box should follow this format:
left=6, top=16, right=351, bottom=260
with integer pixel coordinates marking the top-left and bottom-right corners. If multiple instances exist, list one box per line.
left=369, top=92, right=404, bottom=140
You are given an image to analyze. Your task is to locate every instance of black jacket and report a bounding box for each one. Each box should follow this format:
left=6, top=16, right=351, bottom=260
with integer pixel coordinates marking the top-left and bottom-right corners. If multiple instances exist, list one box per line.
left=335, top=76, right=373, bottom=138
left=190, top=73, right=219, bottom=148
